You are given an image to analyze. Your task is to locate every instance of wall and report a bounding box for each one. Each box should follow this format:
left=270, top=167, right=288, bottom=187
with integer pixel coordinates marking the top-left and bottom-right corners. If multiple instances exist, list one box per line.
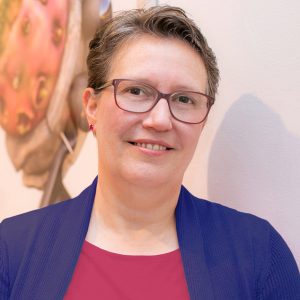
left=0, top=0, right=299, bottom=266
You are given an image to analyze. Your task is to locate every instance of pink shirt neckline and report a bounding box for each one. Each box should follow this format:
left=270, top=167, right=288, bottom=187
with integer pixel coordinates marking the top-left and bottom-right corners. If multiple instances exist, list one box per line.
left=84, top=240, right=181, bottom=260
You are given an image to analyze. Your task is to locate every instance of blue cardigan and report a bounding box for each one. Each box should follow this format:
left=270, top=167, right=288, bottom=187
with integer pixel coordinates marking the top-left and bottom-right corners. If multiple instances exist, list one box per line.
left=0, top=177, right=299, bottom=299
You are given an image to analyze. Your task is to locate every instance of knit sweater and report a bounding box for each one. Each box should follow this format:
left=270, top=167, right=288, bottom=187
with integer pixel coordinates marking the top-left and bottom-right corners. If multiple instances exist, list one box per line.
left=0, top=177, right=299, bottom=299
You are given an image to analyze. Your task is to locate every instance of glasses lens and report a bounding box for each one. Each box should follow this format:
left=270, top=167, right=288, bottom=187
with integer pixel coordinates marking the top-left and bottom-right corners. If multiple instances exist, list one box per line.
left=114, top=79, right=211, bottom=124
left=115, top=80, right=156, bottom=112
left=169, top=92, right=209, bottom=123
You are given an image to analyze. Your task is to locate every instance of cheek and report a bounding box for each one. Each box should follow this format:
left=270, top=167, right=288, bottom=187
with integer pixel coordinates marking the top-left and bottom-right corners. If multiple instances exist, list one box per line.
left=182, top=123, right=204, bottom=145
left=95, top=98, right=117, bottom=133
left=181, top=124, right=204, bottom=153
left=95, top=102, right=134, bottom=146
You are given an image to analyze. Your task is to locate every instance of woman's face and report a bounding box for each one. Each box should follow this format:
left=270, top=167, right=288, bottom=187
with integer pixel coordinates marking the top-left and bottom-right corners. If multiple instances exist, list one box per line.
left=85, top=35, right=208, bottom=188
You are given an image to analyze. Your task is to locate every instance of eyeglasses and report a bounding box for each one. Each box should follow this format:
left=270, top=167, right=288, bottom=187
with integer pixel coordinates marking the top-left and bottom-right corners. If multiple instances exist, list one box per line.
left=94, top=79, right=214, bottom=124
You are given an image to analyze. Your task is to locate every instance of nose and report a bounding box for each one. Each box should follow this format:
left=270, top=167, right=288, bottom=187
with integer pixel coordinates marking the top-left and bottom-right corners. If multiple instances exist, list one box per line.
left=142, top=98, right=173, bottom=131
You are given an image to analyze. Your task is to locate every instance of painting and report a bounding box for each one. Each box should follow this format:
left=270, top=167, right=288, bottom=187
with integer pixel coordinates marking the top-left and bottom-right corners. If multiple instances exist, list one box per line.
left=0, top=0, right=112, bottom=207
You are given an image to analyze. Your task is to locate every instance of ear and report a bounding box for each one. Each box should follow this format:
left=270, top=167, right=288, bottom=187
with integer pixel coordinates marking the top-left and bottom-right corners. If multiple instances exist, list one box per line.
left=82, top=87, right=98, bottom=126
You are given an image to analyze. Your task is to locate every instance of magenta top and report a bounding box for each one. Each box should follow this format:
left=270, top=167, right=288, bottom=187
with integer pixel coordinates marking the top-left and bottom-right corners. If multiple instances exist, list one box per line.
left=64, top=241, right=190, bottom=299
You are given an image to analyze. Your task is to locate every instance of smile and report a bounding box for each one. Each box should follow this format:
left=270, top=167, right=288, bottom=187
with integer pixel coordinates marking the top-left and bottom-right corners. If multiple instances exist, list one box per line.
left=130, top=142, right=172, bottom=151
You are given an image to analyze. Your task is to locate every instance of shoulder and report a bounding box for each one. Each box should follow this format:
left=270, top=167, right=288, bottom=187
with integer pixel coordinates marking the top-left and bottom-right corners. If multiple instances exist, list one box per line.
left=180, top=186, right=287, bottom=262
left=178, top=186, right=274, bottom=270
left=180, top=186, right=300, bottom=297
left=0, top=179, right=95, bottom=258
left=1, top=195, right=78, bottom=240
left=0, top=180, right=96, bottom=296
left=0, top=196, right=78, bottom=275
left=0, top=178, right=96, bottom=240
left=180, top=185, right=270, bottom=235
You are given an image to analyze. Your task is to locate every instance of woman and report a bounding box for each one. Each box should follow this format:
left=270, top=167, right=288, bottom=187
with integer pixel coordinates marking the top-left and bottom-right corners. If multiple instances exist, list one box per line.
left=0, top=6, right=299, bottom=300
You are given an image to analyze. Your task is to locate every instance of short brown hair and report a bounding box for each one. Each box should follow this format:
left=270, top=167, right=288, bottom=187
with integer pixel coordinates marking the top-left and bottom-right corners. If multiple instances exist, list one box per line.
left=87, top=5, right=219, bottom=98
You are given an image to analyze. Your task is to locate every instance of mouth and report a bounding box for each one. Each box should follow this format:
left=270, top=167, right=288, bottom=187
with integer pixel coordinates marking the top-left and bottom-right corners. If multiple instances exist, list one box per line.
left=128, top=141, right=173, bottom=151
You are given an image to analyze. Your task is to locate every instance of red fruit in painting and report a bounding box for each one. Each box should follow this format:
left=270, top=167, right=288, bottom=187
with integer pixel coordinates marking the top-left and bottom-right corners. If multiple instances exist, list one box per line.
left=0, top=0, right=69, bottom=136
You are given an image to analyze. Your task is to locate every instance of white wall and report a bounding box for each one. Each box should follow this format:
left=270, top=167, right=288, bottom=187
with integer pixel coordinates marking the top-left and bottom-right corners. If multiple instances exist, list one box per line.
left=0, top=0, right=299, bottom=266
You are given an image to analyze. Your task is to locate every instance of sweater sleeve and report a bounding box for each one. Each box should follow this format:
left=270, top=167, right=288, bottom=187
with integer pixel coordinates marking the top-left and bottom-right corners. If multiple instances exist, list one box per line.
left=258, top=224, right=300, bottom=300
left=0, top=223, right=9, bottom=300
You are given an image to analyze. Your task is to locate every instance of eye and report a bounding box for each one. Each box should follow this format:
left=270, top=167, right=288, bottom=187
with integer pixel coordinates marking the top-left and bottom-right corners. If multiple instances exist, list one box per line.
left=172, top=94, right=195, bottom=105
left=177, top=95, right=192, bottom=104
left=121, top=85, right=152, bottom=97
left=127, top=87, right=143, bottom=96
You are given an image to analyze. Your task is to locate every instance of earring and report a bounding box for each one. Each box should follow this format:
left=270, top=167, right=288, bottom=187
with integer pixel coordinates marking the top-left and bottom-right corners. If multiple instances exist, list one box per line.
left=89, top=124, right=94, bottom=131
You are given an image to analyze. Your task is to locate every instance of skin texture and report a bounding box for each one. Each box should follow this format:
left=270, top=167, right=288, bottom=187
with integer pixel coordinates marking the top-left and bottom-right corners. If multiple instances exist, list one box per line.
left=83, top=35, right=208, bottom=255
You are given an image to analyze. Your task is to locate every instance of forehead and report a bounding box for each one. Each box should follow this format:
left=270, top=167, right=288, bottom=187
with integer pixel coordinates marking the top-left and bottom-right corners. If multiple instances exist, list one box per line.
left=108, top=34, right=208, bottom=92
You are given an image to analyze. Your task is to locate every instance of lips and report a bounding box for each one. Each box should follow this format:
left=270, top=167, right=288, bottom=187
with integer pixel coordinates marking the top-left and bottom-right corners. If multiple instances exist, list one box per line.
left=134, top=142, right=167, bottom=151
left=128, top=140, right=173, bottom=151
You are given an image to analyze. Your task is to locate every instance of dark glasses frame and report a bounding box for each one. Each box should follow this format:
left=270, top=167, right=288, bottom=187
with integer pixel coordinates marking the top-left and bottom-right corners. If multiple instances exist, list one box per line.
left=94, top=79, right=215, bottom=124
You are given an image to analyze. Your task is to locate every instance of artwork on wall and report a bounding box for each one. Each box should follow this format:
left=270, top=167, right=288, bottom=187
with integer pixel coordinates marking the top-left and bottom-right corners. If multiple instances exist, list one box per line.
left=0, top=0, right=112, bottom=207
left=136, top=0, right=158, bottom=8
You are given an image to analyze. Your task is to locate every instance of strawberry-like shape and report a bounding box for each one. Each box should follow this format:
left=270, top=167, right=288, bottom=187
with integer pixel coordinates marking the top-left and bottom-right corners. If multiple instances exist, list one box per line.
left=0, top=0, right=69, bottom=136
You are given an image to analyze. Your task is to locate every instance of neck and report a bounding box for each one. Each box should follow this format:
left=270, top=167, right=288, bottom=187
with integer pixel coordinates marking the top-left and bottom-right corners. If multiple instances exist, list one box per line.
left=86, top=174, right=182, bottom=254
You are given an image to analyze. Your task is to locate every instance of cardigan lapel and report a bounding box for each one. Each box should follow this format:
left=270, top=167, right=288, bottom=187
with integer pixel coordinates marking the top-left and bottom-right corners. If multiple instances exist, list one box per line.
left=28, top=177, right=97, bottom=299
left=14, top=178, right=213, bottom=299
left=176, top=186, right=214, bottom=300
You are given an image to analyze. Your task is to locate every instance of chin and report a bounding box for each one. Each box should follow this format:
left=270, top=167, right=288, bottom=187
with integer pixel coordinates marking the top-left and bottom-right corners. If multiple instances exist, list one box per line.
left=120, top=164, right=182, bottom=188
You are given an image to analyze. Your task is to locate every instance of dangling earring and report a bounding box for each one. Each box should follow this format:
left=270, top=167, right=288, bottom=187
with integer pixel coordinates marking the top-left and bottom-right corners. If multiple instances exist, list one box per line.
left=89, top=124, right=94, bottom=131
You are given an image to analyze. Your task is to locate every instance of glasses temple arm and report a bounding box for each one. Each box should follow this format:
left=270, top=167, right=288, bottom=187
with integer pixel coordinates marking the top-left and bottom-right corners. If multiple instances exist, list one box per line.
left=94, top=80, right=114, bottom=92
